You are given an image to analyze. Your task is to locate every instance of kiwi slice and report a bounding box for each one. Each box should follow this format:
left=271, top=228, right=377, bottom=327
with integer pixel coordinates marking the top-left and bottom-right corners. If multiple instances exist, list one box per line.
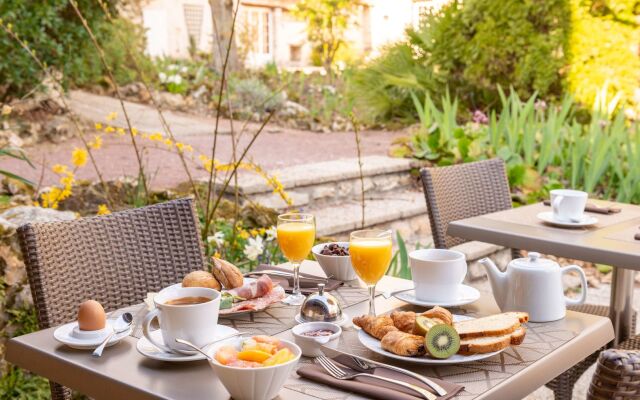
left=414, top=315, right=439, bottom=336
left=425, top=324, right=460, bottom=359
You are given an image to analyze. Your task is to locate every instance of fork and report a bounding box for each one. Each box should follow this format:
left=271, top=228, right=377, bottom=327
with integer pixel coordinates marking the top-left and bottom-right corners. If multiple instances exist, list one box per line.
left=350, top=356, right=446, bottom=396
left=315, top=355, right=437, bottom=400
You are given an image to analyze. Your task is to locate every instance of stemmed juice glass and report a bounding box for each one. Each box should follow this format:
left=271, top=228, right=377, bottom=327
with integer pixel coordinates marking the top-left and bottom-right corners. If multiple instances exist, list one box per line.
left=349, top=229, right=393, bottom=316
left=276, top=213, right=316, bottom=305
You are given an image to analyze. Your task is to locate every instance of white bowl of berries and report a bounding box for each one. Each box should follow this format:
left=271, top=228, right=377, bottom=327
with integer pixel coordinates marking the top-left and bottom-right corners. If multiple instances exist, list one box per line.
left=312, top=242, right=357, bottom=281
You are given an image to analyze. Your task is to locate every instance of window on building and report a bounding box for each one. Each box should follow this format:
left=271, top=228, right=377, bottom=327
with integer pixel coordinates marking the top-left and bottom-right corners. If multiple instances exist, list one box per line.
left=290, top=45, right=301, bottom=62
left=239, top=7, right=272, bottom=56
left=183, top=4, right=204, bottom=46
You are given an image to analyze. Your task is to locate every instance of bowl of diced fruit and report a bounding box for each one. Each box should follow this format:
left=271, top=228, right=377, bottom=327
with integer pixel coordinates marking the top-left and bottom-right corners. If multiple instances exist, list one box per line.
left=209, top=335, right=301, bottom=400
left=312, top=242, right=357, bottom=281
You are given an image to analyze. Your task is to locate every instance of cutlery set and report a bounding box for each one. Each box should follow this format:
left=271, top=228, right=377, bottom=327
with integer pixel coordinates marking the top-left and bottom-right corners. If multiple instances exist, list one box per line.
left=317, top=347, right=448, bottom=398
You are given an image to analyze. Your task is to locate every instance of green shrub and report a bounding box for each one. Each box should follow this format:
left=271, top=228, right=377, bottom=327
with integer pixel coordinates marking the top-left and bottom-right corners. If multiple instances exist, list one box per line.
left=395, top=89, right=640, bottom=204
left=349, top=0, right=571, bottom=123
left=0, top=2, right=154, bottom=100
left=566, top=0, right=640, bottom=113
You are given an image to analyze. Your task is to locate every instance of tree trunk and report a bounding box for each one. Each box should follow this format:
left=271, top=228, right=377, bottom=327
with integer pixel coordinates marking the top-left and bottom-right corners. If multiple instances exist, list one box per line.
left=209, top=0, right=239, bottom=72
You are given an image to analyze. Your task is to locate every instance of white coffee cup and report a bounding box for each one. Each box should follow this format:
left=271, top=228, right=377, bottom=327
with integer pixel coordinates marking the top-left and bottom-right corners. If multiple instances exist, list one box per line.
left=409, top=249, right=467, bottom=302
left=143, top=287, right=220, bottom=354
left=550, top=189, right=588, bottom=223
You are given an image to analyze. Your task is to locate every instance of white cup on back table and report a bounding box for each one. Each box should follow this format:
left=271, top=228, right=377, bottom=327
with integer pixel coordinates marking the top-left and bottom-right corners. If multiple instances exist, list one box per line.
left=551, top=189, right=588, bottom=223
left=142, top=287, right=220, bottom=354
left=409, top=249, right=467, bottom=302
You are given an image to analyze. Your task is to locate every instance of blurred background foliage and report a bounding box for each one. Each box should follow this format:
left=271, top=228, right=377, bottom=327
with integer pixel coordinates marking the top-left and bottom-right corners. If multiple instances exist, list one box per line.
left=347, top=0, right=639, bottom=125
left=0, top=0, right=152, bottom=100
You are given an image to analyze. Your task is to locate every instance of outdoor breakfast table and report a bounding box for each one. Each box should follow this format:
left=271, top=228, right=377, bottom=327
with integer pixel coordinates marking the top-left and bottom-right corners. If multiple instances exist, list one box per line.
left=7, top=261, right=613, bottom=400
left=448, top=199, right=640, bottom=346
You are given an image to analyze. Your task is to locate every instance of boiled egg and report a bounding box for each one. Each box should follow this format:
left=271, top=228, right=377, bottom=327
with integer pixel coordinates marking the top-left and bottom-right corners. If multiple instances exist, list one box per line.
left=77, top=300, right=106, bottom=331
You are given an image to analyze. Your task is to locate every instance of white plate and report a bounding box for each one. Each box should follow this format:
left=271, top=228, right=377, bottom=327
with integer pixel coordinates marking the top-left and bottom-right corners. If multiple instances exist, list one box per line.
left=136, top=325, right=238, bottom=362
left=160, top=277, right=257, bottom=294
left=357, top=315, right=505, bottom=365
left=537, top=211, right=598, bottom=228
left=294, top=312, right=350, bottom=327
left=160, top=278, right=265, bottom=317
left=394, top=285, right=481, bottom=307
left=54, top=320, right=131, bottom=350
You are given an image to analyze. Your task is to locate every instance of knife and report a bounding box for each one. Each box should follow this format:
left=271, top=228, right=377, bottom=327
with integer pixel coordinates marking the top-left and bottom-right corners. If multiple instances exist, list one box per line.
left=320, top=346, right=448, bottom=396
left=245, top=270, right=330, bottom=282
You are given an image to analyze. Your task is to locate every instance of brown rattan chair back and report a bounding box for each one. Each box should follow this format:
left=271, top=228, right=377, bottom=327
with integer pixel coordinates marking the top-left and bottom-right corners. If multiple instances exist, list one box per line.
left=17, top=198, right=205, bottom=400
left=420, top=158, right=512, bottom=249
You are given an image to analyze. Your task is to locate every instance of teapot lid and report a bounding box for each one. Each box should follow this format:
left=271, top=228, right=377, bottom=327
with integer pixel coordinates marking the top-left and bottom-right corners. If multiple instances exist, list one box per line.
left=511, top=252, right=558, bottom=269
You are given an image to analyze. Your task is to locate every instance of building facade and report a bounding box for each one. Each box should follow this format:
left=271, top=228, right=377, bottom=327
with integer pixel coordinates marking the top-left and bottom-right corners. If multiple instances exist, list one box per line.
left=141, top=0, right=444, bottom=67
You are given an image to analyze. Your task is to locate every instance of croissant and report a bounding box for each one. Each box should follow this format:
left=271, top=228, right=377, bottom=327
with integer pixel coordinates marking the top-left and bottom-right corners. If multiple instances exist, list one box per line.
left=353, top=315, right=398, bottom=340
left=421, top=306, right=453, bottom=326
left=381, top=331, right=426, bottom=357
left=390, top=311, right=417, bottom=334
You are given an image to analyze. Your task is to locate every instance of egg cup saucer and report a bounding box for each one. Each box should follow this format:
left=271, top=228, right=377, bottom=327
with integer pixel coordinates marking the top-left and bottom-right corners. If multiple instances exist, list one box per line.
left=54, top=320, right=131, bottom=350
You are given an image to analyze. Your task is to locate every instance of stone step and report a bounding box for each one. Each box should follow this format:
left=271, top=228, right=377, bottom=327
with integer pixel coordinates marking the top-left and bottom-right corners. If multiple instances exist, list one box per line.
left=219, top=156, right=417, bottom=209
left=311, top=189, right=428, bottom=237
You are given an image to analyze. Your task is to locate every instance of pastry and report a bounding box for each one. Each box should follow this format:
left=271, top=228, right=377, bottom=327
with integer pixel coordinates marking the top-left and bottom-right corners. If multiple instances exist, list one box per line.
left=390, top=311, right=417, bottom=334
left=353, top=315, right=398, bottom=340
left=422, top=306, right=453, bottom=326
left=212, top=257, right=244, bottom=289
left=380, top=331, right=426, bottom=357
left=182, top=270, right=221, bottom=290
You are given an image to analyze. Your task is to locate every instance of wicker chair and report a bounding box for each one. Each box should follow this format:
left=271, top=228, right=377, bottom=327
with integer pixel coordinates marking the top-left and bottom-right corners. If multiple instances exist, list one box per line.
left=17, top=198, right=205, bottom=400
left=589, top=346, right=640, bottom=399
left=420, top=159, right=613, bottom=400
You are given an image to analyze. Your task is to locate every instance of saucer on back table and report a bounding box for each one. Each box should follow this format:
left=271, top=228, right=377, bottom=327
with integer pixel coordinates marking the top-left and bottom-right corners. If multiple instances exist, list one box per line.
left=537, top=211, right=598, bottom=228
left=394, top=284, right=480, bottom=308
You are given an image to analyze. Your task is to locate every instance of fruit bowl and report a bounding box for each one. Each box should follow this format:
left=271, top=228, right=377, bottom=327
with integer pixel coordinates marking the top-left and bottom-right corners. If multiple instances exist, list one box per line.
left=208, top=337, right=301, bottom=400
left=312, top=242, right=357, bottom=281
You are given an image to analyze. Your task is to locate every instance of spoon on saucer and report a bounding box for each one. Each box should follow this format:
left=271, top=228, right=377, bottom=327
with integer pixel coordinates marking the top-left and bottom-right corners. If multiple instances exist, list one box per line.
left=382, top=288, right=414, bottom=299
left=92, top=312, right=133, bottom=357
left=175, top=331, right=248, bottom=358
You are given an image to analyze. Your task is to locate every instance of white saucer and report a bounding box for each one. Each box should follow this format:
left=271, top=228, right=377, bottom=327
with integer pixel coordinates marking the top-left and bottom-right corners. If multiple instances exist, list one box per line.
left=394, top=284, right=481, bottom=307
left=136, top=325, right=238, bottom=362
left=54, top=320, right=131, bottom=350
left=294, top=312, right=350, bottom=327
left=537, top=212, right=598, bottom=228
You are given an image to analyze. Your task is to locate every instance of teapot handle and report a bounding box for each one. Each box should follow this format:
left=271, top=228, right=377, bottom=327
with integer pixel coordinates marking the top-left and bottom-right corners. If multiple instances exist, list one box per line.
left=561, top=265, right=587, bottom=306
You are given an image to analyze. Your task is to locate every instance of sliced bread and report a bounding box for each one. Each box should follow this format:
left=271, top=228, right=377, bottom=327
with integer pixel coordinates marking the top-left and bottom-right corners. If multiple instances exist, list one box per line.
left=503, top=312, right=529, bottom=324
left=454, top=313, right=521, bottom=339
left=458, top=326, right=526, bottom=355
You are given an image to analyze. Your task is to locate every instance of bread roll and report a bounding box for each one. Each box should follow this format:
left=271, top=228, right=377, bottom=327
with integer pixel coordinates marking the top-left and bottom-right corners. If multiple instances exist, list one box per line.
left=182, top=270, right=221, bottom=290
left=212, top=257, right=244, bottom=289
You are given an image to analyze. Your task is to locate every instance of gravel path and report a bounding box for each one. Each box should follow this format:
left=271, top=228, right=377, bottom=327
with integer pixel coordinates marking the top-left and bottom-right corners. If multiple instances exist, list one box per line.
left=0, top=91, right=404, bottom=189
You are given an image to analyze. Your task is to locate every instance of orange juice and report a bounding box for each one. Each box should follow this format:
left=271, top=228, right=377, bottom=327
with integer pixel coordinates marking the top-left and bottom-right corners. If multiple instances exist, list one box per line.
left=277, top=222, right=315, bottom=262
left=349, top=239, right=392, bottom=284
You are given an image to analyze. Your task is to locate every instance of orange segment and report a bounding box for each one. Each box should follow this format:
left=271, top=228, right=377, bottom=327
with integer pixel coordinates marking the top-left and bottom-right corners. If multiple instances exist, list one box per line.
left=263, top=348, right=294, bottom=366
left=214, top=346, right=238, bottom=365
left=237, top=349, right=273, bottom=363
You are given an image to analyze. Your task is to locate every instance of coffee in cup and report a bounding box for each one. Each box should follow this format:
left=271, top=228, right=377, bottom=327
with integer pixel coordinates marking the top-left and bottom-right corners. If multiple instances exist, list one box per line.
left=409, top=249, right=467, bottom=302
left=142, top=287, right=220, bottom=354
left=550, top=189, right=587, bottom=223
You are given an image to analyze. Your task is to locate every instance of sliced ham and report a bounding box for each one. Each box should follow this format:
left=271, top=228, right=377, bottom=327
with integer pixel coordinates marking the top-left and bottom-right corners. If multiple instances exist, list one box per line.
left=228, top=274, right=273, bottom=300
left=221, top=286, right=285, bottom=314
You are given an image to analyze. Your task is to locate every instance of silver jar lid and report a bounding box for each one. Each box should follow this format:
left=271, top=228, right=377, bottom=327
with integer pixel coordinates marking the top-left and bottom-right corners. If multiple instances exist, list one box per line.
left=299, top=283, right=343, bottom=322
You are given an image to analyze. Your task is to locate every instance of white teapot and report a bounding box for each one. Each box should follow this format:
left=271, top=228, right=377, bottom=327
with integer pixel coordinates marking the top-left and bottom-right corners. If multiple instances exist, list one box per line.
left=479, top=252, right=587, bottom=322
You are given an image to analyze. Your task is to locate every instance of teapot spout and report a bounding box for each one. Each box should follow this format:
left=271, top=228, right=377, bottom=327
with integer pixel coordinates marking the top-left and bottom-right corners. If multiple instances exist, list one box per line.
left=479, top=257, right=507, bottom=309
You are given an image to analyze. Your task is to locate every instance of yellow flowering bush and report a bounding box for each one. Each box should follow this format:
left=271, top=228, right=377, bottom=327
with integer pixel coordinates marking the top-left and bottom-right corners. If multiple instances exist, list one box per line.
left=39, top=112, right=293, bottom=213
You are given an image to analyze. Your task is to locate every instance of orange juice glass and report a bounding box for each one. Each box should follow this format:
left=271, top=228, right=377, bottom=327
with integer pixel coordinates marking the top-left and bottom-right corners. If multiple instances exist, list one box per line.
left=277, top=213, right=315, bottom=305
left=350, top=229, right=392, bottom=316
